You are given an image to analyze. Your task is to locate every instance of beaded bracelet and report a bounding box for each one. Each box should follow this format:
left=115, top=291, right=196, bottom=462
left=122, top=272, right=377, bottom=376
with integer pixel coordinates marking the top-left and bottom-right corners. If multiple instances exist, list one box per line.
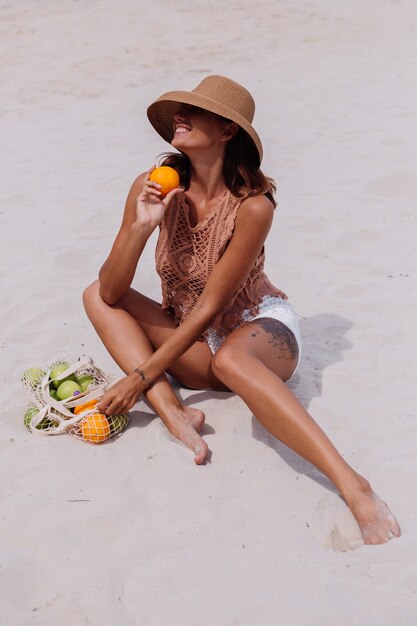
left=134, top=367, right=152, bottom=388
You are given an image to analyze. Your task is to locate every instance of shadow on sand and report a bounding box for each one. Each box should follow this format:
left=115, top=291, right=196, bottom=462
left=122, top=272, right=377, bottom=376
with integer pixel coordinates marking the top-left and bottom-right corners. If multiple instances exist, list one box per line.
left=126, top=312, right=354, bottom=492
left=126, top=385, right=224, bottom=437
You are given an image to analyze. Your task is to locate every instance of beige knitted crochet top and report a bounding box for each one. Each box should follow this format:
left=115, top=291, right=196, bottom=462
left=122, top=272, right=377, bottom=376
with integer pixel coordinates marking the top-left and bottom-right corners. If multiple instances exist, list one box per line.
left=155, top=189, right=283, bottom=340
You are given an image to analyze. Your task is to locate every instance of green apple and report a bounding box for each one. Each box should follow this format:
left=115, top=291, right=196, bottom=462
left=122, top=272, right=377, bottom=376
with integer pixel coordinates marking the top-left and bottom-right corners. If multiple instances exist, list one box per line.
left=108, top=413, right=129, bottom=434
left=75, top=375, right=94, bottom=392
left=50, top=362, right=76, bottom=389
left=24, top=405, right=56, bottom=430
left=49, top=388, right=58, bottom=400
left=56, top=380, right=82, bottom=400
left=22, top=367, right=46, bottom=388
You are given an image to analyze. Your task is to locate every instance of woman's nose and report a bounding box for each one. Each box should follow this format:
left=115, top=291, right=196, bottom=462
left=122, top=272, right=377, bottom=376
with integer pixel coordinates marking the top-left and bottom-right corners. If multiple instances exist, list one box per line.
left=173, top=107, right=188, bottom=122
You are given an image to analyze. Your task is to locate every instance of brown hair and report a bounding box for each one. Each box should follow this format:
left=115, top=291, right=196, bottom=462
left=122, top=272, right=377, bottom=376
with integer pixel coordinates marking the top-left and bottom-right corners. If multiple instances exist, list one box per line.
left=159, top=127, right=277, bottom=208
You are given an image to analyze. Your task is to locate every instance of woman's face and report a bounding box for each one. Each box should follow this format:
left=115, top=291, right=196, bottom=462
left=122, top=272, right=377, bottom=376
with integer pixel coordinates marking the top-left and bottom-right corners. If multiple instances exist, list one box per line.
left=171, top=104, right=236, bottom=153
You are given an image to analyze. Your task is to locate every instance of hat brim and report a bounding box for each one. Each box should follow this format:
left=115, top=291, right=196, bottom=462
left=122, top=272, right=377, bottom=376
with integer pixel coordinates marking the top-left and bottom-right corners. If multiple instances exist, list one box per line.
left=147, top=90, right=263, bottom=165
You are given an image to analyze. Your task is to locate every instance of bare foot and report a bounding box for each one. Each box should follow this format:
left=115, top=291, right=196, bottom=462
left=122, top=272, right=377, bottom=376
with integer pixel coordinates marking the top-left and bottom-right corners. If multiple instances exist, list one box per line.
left=159, top=404, right=208, bottom=465
left=344, top=479, right=401, bottom=545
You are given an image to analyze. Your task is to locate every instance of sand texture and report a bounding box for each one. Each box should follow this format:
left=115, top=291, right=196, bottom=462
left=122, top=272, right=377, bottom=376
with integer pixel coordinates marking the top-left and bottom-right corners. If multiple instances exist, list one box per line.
left=1, top=0, right=417, bottom=624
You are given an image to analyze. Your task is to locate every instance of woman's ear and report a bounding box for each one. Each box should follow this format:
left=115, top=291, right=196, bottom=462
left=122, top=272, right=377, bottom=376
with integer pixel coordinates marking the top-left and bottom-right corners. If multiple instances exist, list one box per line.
left=221, top=122, right=239, bottom=142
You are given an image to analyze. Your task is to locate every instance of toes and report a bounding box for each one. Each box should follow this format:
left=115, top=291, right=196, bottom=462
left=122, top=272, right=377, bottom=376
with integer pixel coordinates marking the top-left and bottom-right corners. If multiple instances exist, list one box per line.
left=191, top=435, right=208, bottom=464
left=364, top=532, right=389, bottom=545
left=364, top=525, right=400, bottom=545
left=391, top=522, right=401, bottom=537
left=194, top=442, right=208, bottom=465
left=391, top=514, right=401, bottom=536
left=356, top=492, right=401, bottom=545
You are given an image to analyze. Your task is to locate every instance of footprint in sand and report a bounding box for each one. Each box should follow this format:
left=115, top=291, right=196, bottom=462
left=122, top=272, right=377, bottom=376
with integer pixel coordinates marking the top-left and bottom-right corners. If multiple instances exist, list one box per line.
left=311, top=493, right=364, bottom=552
left=333, top=228, right=381, bottom=254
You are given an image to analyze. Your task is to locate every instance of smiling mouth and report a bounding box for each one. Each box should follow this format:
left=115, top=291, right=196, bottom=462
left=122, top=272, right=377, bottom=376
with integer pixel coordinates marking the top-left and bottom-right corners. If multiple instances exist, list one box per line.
left=174, top=124, right=191, bottom=134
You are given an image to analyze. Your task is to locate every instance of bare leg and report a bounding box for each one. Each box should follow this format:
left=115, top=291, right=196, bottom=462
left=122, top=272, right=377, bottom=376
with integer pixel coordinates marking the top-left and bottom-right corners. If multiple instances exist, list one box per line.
left=211, top=319, right=401, bottom=545
left=82, top=281, right=223, bottom=464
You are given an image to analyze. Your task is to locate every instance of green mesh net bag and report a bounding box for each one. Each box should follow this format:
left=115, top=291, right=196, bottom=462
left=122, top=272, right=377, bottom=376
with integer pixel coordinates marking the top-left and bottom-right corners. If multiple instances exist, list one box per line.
left=21, top=356, right=129, bottom=444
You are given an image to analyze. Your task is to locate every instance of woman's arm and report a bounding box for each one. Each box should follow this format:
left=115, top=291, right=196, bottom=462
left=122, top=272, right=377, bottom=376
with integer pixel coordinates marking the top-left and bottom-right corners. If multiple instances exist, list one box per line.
left=98, top=194, right=277, bottom=414
left=99, top=170, right=180, bottom=304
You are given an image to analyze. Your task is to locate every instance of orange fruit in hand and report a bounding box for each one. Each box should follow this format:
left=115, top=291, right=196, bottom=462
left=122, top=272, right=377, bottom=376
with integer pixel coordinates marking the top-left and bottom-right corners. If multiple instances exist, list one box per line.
left=149, top=166, right=180, bottom=196
left=81, top=412, right=111, bottom=444
left=74, top=399, right=98, bottom=415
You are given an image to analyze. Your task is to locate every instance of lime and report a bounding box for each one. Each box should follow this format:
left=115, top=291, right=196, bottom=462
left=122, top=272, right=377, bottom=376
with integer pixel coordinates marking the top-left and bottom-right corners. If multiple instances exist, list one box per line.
left=24, top=405, right=56, bottom=430
left=22, top=367, right=46, bottom=389
left=108, top=413, right=129, bottom=434
left=56, top=380, right=82, bottom=400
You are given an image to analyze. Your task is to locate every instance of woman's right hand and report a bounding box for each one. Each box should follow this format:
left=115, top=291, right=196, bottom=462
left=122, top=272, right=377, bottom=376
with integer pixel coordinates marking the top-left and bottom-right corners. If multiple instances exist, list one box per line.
left=135, top=168, right=181, bottom=232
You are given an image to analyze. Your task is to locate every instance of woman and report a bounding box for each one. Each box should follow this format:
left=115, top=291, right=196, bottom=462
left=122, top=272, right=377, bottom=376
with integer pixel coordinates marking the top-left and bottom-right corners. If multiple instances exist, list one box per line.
left=83, top=75, right=400, bottom=545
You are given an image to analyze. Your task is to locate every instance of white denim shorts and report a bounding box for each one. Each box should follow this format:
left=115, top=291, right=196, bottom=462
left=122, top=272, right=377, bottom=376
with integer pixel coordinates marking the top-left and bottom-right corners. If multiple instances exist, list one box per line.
left=205, top=296, right=302, bottom=382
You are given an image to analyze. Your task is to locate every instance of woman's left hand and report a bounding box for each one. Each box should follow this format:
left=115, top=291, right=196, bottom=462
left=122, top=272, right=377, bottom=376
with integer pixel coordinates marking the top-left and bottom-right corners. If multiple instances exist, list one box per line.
left=96, top=373, right=146, bottom=416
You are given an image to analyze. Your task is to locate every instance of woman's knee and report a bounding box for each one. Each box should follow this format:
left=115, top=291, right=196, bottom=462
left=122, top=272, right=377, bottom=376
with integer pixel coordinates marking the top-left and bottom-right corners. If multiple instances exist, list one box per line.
left=211, top=345, right=242, bottom=384
left=82, top=279, right=101, bottom=314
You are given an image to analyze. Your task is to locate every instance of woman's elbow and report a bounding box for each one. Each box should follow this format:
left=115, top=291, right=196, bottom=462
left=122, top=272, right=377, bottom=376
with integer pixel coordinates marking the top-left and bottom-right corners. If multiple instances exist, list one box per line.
left=98, top=286, right=120, bottom=306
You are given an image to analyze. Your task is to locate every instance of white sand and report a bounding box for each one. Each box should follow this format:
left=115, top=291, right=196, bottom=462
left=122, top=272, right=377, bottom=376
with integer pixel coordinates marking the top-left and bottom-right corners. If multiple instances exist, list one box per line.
left=1, top=0, right=417, bottom=623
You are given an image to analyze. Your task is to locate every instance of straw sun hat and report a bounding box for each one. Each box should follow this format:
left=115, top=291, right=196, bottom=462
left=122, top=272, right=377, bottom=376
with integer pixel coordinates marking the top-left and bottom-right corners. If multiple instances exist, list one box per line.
left=147, top=75, right=263, bottom=165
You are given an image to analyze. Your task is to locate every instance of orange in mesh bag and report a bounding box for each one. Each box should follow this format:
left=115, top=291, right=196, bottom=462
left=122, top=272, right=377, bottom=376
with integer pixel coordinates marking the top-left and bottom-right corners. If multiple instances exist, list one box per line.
left=21, top=356, right=129, bottom=443
left=80, top=412, right=111, bottom=444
